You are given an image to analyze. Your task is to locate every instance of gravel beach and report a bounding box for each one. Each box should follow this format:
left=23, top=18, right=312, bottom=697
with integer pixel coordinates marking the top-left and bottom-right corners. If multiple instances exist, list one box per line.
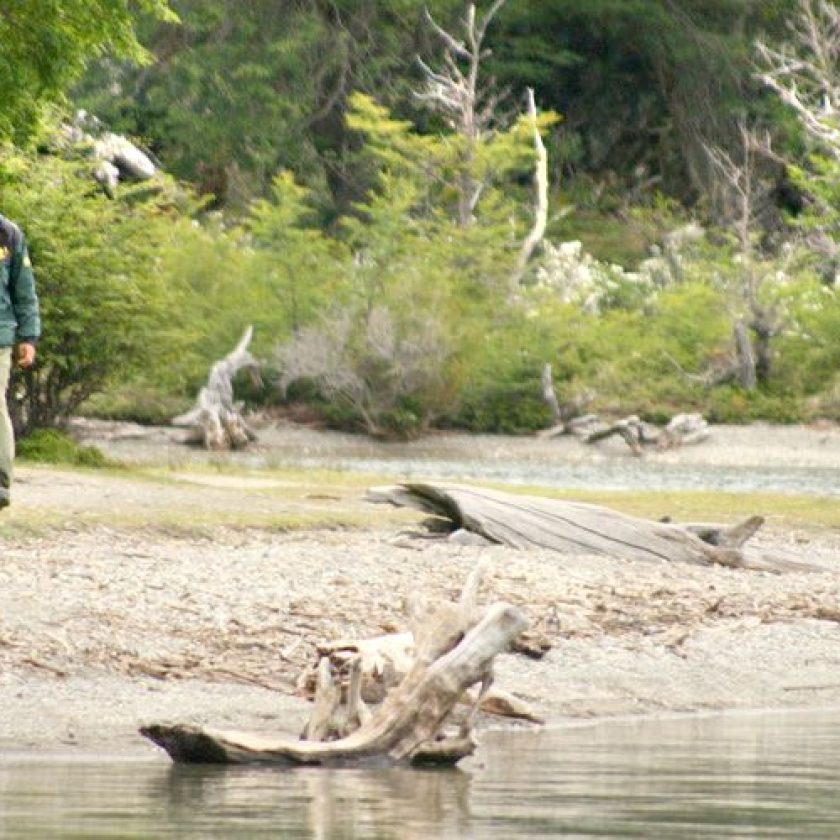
left=1, top=422, right=839, bottom=754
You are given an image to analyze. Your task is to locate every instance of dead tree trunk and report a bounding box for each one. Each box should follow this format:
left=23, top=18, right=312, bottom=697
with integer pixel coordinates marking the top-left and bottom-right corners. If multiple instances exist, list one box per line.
left=172, top=326, right=260, bottom=450
left=733, top=320, right=757, bottom=391
left=140, top=569, right=529, bottom=766
left=512, top=87, right=549, bottom=286
left=540, top=363, right=563, bottom=429
left=368, top=483, right=823, bottom=574
left=416, top=2, right=509, bottom=228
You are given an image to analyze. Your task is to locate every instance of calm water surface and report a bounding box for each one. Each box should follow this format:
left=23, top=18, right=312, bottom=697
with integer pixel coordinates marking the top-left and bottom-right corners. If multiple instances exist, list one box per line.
left=2, top=709, right=840, bottom=838
left=286, top=455, right=840, bottom=497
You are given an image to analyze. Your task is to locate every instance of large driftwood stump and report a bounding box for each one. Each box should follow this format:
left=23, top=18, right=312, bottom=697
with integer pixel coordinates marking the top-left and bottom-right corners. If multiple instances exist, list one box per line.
left=173, top=326, right=260, bottom=450
left=140, top=571, right=529, bottom=766
left=300, top=630, right=543, bottom=722
left=368, top=483, right=821, bottom=574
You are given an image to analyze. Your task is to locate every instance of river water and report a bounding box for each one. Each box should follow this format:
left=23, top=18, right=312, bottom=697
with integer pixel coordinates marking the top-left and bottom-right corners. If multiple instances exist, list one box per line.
left=3, top=709, right=840, bottom=838
left=97, top=422, right=840, bottom=497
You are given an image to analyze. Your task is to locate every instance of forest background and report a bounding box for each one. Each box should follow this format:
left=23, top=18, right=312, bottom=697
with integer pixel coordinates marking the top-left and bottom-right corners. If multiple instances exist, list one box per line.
left=5, top=0, right=840, bottom=442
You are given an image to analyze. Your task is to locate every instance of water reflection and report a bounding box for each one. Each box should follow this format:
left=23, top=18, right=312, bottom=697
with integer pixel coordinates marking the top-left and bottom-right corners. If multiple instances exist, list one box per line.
left=147, top=762, right=471, bottom=839
left=0, top=755, right=473, bottom=839
left=2, top=709, right=840, bottom=838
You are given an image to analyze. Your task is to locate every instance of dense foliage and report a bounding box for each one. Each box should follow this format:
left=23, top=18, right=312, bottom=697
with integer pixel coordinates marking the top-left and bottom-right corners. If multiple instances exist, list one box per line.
left=3, top=0, right=840, bottom=438
left=0, top=0, right=175, bottom=143
left=74, top=0, right=794, bottom=210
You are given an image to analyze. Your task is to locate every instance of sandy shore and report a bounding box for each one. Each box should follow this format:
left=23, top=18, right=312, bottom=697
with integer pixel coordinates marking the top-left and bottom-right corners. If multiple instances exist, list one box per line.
left=1, top=422, right=839, bottom=755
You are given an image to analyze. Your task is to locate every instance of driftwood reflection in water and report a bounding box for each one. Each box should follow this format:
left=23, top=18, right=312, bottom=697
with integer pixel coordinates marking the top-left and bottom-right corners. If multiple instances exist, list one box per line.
left=153, top=761, right=472, bottom=838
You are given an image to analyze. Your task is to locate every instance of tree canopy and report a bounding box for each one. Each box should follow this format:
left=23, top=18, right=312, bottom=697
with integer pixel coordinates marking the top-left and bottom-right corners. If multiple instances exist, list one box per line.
left=73, top=0, right=794, bottom=211
left=0, top=0, right=175, bottom=142
left=4, top=0, right=840, bottom=438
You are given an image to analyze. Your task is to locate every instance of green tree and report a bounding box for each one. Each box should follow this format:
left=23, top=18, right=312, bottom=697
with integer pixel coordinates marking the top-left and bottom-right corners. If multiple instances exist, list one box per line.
left=490, top=0, right=792, bottom=201
left=0, top=0, right=175, bottom=142
left=248, top=172, right=346, bottom=335
left=0, top=146, right=184, bottom=433
left=74, top=0, right=463, bottom=209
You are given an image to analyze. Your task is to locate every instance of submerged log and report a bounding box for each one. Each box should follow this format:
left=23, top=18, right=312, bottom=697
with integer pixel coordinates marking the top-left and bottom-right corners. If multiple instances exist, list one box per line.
left=141, top=575, right=529, bottom=766
left=368, top=483, right=822, bottom=574
left=172, top=326, right=260, bottom=450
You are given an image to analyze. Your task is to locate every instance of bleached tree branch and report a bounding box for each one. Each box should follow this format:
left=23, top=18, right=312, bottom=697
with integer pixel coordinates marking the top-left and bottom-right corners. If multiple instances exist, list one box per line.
left=417, top=2, right=509, bottom=226
left=512, top=88, right=549, bottom=285
left=755, top=0, right=840, bottom=159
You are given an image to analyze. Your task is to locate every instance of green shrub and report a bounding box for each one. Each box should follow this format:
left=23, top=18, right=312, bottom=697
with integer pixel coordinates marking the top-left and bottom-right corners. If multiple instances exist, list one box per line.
left=449, top=375, right=552, bottom=434
left=18, top=428, right=109, bottom=467
left=80, top=387, right=192, bottom=426
left=704, top=388, right=805, bottom=424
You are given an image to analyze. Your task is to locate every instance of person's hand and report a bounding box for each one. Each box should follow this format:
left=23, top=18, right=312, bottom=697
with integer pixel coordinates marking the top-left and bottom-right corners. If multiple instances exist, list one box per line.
left=16, top=342, right=36, bottom=369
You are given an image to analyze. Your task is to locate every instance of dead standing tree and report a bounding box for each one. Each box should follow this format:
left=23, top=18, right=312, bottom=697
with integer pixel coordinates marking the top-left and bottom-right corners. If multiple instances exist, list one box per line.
left=703, top=123, right=785, bottom=389
left=756, top=0, right=840, bottom=269
left=416, top=1, right=508, bottom=228
left=416, top=1, right=550, bottom=284
left=756, top=0, right=840, bottom=162
left=173, top=327, right=260, bottom=450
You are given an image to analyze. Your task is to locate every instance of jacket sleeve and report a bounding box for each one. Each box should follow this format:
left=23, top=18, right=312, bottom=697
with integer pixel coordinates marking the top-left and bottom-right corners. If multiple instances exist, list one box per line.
left=9, top=236, right=41, bottom=343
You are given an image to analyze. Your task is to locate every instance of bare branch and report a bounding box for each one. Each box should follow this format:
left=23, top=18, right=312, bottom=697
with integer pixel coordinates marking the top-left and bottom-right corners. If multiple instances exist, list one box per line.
left=512, top=88, right=549, bottom=286
left=755, top=0, right=840, bottom=159
left=416, top=1, right=510, bottom=227
left=476, top=0, right=508, bottom=44
left=423, top=6, right=471, bottom=61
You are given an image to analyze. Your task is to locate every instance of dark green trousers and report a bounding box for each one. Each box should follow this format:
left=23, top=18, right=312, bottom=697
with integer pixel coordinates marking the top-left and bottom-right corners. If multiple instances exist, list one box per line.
left=0, top=348, right=12, bottom=506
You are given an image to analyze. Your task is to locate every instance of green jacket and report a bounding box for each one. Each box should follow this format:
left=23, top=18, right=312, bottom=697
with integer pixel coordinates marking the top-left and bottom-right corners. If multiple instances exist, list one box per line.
left=0, top=215, right=41, bottom=347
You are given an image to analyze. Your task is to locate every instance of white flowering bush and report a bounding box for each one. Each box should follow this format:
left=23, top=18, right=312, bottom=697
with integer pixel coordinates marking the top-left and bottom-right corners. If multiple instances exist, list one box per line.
left=534, top=239, right=657, bottom=311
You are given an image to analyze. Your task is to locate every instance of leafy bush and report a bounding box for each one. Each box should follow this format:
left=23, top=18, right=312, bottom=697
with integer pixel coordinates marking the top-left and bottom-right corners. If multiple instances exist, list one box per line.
left=80, top=387, right=191, bottom=426
left=0, top=146, right=188, bottom=434
left=451, top=377, right=552, bottom=434
left=17, top=428, right=108, bottom=467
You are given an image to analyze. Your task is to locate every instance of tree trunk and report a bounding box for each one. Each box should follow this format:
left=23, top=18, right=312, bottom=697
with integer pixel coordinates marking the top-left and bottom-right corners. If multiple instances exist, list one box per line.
left=368, top=483, right=823, bottom=574
left=734, top=320, right=757, bottom=391
left=512, top=87, right=549, bottom=285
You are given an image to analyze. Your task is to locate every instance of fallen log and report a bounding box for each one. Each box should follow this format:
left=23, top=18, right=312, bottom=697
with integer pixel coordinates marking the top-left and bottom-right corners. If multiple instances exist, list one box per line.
left=141, top=576, right=529, bottom=766
left=583, top=413, right=709, bottom=454
left=367, top=483, right=823, bottom=574
left=584, top=414, right=656, bottom=455
left=172, top=326, right=260, bottom=450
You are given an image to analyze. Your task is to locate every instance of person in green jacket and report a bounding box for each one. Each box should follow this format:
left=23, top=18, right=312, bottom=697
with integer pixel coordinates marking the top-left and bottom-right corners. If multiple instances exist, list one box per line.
left=0, top=215, right=41, bottom=508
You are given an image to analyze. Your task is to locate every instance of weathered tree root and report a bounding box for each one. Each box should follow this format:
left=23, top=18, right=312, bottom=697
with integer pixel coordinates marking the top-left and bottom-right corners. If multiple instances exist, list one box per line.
left=172, top=326, right=260, bottom=450
left=141, top=600, right=529, bottom=767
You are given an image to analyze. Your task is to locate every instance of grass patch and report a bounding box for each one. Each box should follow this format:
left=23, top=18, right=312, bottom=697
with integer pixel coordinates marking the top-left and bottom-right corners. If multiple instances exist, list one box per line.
left=3, top=461, right=836, bottom=539
left=17, top=429, right=110, bottom=468
left=500, top=484, right=840, bottom=530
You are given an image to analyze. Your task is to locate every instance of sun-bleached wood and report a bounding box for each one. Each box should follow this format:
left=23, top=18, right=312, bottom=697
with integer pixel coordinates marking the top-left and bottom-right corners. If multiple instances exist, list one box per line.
left=368, top=483, right=822, bottom=574
left=141, top=600, right=528, bottom=766
left=172, top=326, right=259, bottom=450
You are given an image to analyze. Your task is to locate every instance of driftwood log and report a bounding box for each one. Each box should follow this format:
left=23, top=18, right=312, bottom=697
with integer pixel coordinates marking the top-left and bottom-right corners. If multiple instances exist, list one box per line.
left=368, top=483, right=821, bottom=574
left=583, top=413, right=710, bottom=454
left=140, top=567, right=529, bottom=766
left=538, top=365, right=709, bottom=453
left=300, top=631, right=543, bottom=723
left=172, top=326, right=260, bottom=450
